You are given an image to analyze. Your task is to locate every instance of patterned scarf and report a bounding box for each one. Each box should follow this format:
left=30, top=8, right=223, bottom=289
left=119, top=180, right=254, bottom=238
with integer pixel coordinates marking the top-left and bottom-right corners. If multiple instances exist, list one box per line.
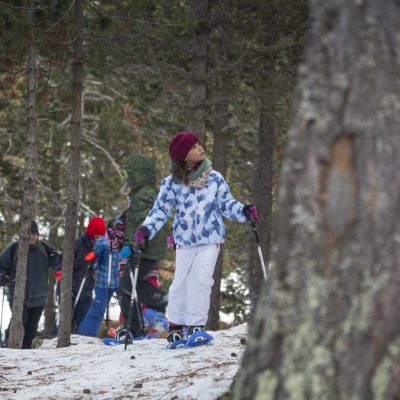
left=188, top=158, right=212, bottom=189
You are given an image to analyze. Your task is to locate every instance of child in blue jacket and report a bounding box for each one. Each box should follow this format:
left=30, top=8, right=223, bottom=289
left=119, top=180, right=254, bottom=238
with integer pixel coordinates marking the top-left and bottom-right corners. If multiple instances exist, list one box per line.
left=135, top=131, right=257, bottom=343
left=77, top=218, right=124, bottom=337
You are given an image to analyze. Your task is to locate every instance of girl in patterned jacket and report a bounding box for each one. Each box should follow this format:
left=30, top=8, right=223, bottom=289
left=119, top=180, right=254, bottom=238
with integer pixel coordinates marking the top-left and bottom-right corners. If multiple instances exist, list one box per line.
left=135, top=131, right=257, bottom=344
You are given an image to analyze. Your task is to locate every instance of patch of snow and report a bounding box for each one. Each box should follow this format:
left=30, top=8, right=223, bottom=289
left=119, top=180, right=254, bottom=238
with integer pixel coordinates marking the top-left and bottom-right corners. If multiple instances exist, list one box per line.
left=0, top=324, right=247, bottom=400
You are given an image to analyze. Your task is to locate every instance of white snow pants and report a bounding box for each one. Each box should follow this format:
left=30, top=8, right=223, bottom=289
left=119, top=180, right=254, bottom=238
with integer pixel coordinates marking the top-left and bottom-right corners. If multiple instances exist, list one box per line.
left=167, top=244, right=220, bottom=326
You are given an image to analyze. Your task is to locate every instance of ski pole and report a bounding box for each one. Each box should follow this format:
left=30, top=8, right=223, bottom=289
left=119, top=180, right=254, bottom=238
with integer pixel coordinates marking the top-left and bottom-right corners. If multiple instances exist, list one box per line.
left=132, top=252, right=146, bottom=335
left=250, top=216, right=268, bottom=281
left=124, top=246, right=143, bottom=351
left=105, top=241, right=112, bottom=331
left=72, top=251, right=95, bottom=322
left=72, top=274, right=87, bottom=318
left=0, top=287, right=4, bottom=344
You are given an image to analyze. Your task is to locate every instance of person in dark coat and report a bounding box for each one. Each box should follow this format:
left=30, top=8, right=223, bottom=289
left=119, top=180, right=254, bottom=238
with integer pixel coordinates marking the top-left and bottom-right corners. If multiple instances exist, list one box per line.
left=56, top=217, right=106, bottom=329
left=0, top=221, right=59, bottom=349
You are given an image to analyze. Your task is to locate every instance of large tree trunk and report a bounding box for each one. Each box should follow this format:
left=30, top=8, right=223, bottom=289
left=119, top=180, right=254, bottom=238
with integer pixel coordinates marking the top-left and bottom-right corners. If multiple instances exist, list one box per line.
left=188, top=0, right=209, bottom=143
left=234, top=1, right=400, bottom=399
left=8, top=8, right=37, bottom=349
left=57, top=0, right=84, bottom=348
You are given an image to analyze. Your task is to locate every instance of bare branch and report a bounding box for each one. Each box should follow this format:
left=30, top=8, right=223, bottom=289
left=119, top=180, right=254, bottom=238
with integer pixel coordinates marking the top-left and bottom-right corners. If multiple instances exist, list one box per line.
left=82, top=131, right=123, bottom=180
left=44, top=0, right=75, bottom=33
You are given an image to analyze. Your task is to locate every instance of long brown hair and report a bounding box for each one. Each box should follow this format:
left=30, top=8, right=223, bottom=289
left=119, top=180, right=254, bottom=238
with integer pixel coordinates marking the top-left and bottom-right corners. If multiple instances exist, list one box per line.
left=171, top=160, right=190, bottom=185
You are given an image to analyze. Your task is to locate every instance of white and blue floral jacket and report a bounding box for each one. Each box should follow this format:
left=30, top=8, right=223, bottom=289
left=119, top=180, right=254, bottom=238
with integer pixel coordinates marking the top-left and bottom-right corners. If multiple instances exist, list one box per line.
left=143, top=170, right=248, bottom=247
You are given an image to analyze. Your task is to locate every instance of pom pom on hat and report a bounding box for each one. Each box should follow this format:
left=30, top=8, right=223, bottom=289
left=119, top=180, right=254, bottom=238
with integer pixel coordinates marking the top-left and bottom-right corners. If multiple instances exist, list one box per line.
left=86, top=217, right=106, bottom=236
left=168, top=131, right=199, bottom=161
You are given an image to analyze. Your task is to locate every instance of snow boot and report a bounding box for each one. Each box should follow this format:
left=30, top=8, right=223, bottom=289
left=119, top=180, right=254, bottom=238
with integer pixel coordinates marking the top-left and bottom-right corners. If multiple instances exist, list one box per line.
left=167, top=324, right=186, bottom=343
left=114, top=326, right=133, bottom=342
left=186, top=326, right=206, bottom=338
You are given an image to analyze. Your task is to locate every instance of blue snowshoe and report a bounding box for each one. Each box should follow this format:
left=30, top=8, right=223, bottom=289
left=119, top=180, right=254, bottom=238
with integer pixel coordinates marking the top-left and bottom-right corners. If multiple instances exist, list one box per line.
left=185, top=326, right=213, bottom=348
left=166, top=326, right=213, bottom=349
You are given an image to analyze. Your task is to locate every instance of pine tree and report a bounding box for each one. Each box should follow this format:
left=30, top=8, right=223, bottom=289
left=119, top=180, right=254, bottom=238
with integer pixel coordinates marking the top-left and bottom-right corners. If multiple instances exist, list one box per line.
left=8, top=5, right=38, bottom=349
left=57, top=0, right=85, bottom=348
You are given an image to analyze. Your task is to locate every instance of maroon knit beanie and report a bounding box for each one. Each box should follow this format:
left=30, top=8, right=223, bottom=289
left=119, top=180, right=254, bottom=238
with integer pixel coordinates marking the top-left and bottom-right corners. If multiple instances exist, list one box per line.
left=86, top=217, right=106, bottom=236
left=168, top=132, right=199, bottom=161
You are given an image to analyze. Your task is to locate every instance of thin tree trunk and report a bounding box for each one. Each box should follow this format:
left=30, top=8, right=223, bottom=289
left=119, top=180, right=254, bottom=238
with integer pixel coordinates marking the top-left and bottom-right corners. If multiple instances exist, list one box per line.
left=8, top=8, right=37, bottom=349
left=247, top=95, right=274, bottom=318
left=207, top=0, right=231, bottom=330
left=207, top=103, right=228, bottom=330
left=234, top=1, right=400, bottom=399
left=57, top=0, right=84, bottom=348
left=44, top=131, right=62, bottom=337
left=246, top=4, right=280, bottom=318
left=188, top=0, right=209, bottom=143
left=247, top=0, right=306, bottom=321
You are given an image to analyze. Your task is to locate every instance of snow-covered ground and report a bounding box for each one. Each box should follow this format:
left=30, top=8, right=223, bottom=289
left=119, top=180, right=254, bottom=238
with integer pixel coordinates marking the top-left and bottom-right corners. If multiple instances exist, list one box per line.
left=0, top=324, right=246, bottom=400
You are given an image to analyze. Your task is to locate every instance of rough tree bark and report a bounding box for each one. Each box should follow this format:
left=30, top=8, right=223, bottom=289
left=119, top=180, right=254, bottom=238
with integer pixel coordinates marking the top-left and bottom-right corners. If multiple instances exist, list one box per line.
left=188, top=0, right=209, bottom=143
left=8, top=7, right=37, bottom=349
left=57, top=0, right=84, bottom=348
left=234, top=1, right=400, bottom=399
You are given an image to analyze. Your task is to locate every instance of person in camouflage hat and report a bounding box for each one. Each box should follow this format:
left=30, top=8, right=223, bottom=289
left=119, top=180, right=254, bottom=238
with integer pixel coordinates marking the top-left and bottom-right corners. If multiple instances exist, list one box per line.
left=117, top=154, right=168, bottom=337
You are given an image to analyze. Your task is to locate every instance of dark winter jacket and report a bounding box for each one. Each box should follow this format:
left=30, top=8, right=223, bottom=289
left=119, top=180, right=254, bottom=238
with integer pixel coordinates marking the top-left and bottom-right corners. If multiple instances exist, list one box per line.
left=55, top=233, right=95, bottom=303
left=0, top=239, right=58, bottom=308
left=71, top=233, right=95, bottom=301
left=124, top=154, right=167, bottom=261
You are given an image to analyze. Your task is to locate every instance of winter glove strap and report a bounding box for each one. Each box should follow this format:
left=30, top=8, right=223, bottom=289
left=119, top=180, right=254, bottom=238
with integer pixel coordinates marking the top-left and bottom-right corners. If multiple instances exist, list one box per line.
left=243, top=204, right=258, bottom=221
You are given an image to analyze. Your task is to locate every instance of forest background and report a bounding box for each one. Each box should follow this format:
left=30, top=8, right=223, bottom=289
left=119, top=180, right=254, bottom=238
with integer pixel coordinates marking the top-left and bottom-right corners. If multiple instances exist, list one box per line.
left=2, top=1, right=400, bottom=398
left=0, top=0, right=307, bottom=335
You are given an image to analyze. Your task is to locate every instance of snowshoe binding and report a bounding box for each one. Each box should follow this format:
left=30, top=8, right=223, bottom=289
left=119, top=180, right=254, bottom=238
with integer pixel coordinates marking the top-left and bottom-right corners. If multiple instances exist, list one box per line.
left=185, top=326, right=213, bottom=348
left=103, top=326, right=158, bottom=346
left=165, top=326, right=213, bottom=349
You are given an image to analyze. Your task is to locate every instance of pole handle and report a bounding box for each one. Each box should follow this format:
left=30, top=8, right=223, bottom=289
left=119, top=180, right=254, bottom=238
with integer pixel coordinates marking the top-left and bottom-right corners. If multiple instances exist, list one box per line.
left=250, top=216, right=260, bottom=244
